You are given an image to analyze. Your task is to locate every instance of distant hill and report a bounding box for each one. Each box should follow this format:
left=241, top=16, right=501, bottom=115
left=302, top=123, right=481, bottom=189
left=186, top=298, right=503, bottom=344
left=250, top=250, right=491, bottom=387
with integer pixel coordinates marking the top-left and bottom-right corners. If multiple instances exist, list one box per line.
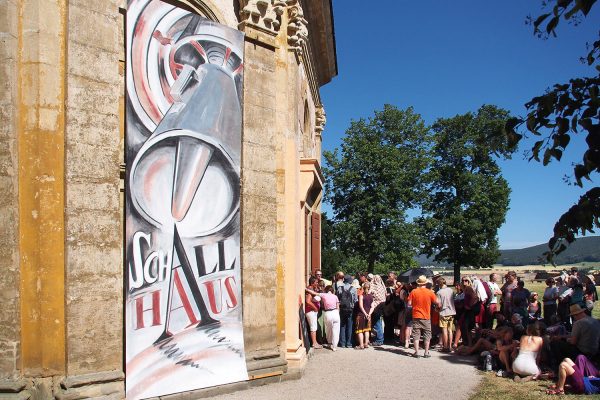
left=497, top=236, right=600, bottom=266
left=415, top=253, right=450, bottom=267
left=417, top=236, right=600, bottom=267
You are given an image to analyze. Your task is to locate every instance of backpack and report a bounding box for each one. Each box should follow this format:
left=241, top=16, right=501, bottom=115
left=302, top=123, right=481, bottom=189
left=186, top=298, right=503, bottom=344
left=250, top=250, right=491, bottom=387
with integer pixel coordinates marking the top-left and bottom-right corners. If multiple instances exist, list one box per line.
left=338, top=286, right=354, bottom=313
left=481, top=281, right=493, bottom=306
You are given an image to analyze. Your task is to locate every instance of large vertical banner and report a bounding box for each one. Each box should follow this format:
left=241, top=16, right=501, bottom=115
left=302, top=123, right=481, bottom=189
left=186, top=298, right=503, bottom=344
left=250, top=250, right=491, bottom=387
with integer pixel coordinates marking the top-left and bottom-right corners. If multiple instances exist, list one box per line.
left=125, top=1, right=247, bottom=399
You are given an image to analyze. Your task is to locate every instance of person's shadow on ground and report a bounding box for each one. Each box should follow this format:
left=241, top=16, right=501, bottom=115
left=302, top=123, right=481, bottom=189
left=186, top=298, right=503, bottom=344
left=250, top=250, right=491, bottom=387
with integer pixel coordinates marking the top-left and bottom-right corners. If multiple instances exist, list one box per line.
left=373, top=345, right=479, bottom=366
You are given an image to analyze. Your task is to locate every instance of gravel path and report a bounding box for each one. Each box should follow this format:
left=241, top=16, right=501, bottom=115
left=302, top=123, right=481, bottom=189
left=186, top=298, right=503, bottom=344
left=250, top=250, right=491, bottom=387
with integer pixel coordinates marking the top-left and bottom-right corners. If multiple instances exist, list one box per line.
left=211, top=345, right=482, bottom=400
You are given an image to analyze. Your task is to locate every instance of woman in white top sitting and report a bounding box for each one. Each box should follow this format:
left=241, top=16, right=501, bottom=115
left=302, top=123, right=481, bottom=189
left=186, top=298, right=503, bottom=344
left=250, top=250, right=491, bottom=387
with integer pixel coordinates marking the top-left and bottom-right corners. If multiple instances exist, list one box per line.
left=512, top=322, right=544, bottom=381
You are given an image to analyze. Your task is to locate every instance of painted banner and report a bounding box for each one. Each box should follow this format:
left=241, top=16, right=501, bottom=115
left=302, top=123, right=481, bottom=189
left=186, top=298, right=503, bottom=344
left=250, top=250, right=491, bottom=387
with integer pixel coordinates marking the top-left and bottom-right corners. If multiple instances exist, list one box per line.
left=125, top=1, right=247, bottom=398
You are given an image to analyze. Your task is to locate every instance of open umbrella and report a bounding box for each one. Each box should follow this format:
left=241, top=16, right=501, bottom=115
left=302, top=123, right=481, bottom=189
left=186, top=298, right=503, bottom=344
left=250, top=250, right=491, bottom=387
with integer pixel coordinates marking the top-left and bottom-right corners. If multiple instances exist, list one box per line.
left=399, top=267, right=434, bottom=283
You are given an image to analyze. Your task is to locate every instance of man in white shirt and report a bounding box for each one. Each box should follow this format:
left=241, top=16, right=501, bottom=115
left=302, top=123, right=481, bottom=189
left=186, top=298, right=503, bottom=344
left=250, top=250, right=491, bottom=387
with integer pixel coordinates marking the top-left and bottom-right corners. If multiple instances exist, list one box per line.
left=472, top=276, right=488, bottom=328
left=486, top=273, right=502, bottom=328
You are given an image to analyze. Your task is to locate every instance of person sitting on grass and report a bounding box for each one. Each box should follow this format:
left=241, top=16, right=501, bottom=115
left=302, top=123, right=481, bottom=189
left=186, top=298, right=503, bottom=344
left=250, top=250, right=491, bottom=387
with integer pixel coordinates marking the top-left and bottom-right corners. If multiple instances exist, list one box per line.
left=495, top=327, right=520, bottom=378
left=545, top=314, right=567, bottom=337
left=454, top=325, right=513, bottom=356
left=512, top=322, right=544, bottom=382
left=546, top=355, right=600, bottom=395
left=492, top=311, right=510, bottom=328
left=509, top=313, right=526, bottom=340
left=549, top=304, right=600, bottom=371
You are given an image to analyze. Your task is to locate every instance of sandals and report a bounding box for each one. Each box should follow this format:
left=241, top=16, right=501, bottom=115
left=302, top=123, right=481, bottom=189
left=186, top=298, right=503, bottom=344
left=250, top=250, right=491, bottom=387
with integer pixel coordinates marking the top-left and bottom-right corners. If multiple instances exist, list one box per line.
left=423, top=352, right=431, bottom=358
left=545, top=388, right=564, bottom=395
left=354, top=346, right=364, bottom=350
left=411, top=352, right=420, bottom=358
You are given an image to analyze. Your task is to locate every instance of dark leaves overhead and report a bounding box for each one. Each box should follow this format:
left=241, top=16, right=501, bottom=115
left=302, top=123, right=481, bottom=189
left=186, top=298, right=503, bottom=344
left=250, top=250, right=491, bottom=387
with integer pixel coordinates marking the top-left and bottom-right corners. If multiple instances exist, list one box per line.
left=508, top=0, right=600, bottom=261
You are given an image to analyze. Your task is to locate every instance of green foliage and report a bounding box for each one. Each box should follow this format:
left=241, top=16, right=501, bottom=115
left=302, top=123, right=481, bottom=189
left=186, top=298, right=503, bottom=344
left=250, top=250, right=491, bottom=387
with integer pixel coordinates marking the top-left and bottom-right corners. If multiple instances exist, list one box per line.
left=320, top=212, right=345, bottom=278
left=323, top=105, right=431, bottom=273
left=420, top=105, right=514, bottom=280
left=504, top=1, right=600, bottom=260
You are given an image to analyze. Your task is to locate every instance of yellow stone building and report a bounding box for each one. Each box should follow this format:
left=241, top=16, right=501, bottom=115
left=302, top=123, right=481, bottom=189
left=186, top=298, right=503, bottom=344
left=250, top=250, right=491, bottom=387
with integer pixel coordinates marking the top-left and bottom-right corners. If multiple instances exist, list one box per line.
left=0, top=0, right=336, bottom=397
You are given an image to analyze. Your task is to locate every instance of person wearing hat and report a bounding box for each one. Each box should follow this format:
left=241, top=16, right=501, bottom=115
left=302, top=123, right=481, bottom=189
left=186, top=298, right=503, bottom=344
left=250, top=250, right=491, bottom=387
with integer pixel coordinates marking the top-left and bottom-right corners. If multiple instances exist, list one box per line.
left=549, top=303, right=600, bottom=371
left=407, top=275, right=441, bottom=358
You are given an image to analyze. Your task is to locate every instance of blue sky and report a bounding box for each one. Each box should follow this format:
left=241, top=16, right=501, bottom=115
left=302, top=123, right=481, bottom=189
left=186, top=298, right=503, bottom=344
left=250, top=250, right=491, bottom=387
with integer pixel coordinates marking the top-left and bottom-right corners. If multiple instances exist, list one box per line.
left=320, top=0, right=600, bottom=250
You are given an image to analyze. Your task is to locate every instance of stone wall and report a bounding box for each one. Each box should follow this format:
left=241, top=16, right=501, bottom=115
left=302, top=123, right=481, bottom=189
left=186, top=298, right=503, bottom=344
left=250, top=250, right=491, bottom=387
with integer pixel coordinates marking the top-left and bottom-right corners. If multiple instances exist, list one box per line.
left=0, top=0, right=334, bottom=397
left=0, top=0, right=20, bottom=378
left=64, top=0, right=124, bottom=376
left=241, top=28, right=282, bottom=359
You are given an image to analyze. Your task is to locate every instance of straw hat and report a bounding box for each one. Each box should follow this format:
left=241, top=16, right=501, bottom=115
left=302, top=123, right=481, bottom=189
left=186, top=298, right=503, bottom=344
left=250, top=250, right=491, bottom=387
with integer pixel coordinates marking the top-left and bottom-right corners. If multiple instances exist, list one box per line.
left=416, top=275, right=428, bottom=286
left=569, top=304, right=586, bottom=316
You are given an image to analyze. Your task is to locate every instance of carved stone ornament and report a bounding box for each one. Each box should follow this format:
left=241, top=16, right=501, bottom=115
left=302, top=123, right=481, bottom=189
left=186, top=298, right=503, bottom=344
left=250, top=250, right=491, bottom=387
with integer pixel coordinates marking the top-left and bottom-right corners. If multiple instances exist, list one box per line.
left=315, top=106, right=326, bottom=135
left=239, top=0, right=286, bottom=34
left=286, top=0, right=308, bottom=55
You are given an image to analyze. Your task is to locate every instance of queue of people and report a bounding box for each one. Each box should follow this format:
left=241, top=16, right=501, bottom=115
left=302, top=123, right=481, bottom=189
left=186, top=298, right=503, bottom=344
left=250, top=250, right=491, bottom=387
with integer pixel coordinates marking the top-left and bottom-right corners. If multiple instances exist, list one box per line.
left=305, top=267, right=600, bottom=395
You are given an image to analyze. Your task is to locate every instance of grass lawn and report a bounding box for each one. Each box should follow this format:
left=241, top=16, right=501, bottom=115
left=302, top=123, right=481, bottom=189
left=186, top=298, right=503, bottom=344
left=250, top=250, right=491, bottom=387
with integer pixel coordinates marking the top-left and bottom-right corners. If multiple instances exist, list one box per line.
left=525, top=281, right=600, bottom=320
left=469, top=278, right=600, bottom=399
left=470, top=371, right=600, bottom=399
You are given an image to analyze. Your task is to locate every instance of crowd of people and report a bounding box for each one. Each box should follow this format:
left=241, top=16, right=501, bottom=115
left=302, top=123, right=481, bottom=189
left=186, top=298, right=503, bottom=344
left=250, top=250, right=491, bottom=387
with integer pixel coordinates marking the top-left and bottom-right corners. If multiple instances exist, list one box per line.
left=305, top=267, right=600, bottom=395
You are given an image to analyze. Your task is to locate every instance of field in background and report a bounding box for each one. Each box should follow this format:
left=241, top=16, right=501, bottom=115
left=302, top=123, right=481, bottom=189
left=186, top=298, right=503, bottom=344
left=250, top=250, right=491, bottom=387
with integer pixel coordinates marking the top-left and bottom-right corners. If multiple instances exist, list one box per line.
left=432, top=263, right=600, bottom=320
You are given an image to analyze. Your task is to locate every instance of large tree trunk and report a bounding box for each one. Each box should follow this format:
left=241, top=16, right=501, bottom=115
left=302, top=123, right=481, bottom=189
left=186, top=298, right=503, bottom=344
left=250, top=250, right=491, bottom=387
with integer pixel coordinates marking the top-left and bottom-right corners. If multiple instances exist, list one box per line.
left=367, top=255, right=375, bottom=273
left=453, top=265, right=462, bottom=285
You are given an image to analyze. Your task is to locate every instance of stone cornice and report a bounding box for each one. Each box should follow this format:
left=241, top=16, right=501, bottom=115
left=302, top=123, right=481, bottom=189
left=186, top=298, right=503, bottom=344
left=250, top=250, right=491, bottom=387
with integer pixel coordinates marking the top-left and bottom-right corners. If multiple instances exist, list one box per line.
left=286, top=0, right=308, bottom=57
left=238, top=0, right=286, bottom=36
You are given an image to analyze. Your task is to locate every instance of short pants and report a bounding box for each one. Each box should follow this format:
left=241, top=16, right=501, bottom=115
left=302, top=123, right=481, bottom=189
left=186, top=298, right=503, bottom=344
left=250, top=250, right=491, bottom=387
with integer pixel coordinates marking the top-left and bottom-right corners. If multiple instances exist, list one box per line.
left=412, top=318, right=432, bottom=342
left=306, top=311, right=318, bottom=332
left=439, top=315, right=455, bottom=330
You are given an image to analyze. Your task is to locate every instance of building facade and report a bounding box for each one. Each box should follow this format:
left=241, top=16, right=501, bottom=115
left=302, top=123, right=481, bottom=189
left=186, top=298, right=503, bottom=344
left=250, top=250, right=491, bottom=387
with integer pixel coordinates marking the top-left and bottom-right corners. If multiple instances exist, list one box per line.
left=0, top=0, right=336, bottom=397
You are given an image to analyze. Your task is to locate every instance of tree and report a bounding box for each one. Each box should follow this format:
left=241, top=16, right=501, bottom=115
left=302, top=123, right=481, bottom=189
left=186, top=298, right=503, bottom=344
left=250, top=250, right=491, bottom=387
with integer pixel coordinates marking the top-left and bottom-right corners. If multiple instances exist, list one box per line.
left=323, top=105, right=430, bottom=273
left=420, top=105, right=514, bottom=283
left=504, top=0, right=600, bottom=260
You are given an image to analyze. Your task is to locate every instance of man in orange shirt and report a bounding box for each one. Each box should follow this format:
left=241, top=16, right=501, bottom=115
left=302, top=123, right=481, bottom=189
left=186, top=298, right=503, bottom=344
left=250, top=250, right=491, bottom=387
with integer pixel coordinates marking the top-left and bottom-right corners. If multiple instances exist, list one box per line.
left=408, top=275, right=441, bottom=358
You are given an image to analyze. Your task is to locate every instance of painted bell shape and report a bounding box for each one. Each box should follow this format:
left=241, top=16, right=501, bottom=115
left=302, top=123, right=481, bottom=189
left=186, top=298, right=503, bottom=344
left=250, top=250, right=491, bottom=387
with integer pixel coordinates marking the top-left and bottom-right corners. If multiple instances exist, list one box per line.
left=128, top=60, right=241, bottom=228
left=171, top=137, right=213, bottom=221
left=154, top=62, right=242, bottom=165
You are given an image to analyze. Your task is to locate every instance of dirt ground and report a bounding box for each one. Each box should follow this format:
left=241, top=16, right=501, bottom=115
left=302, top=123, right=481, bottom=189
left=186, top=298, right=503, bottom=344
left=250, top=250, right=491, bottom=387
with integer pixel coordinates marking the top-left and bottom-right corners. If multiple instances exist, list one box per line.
left=211, top=344, right=481, bottom=400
